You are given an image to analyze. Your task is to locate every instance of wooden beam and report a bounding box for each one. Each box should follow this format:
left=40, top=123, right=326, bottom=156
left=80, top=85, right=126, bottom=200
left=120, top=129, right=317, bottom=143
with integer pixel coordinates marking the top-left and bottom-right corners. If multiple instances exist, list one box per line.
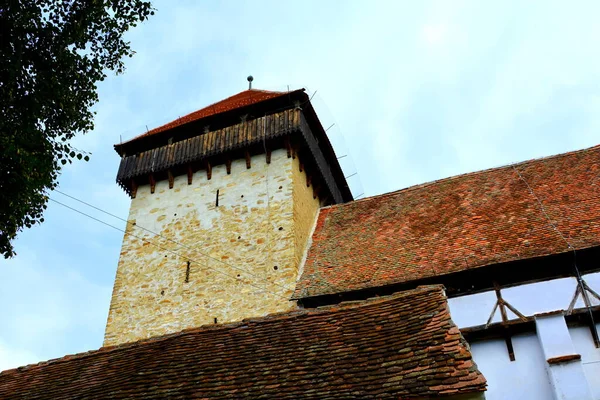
left=245, top=151, right=251, bottom=169
left=131, top=180, right=138, bottom=199
left=580, top=280, right=600, bottom=348
left=299, top=161, right=304, bottom=173
left=265, top=149, right=271, bottom=164
left=462, top=305, right=600, bottom=343
left=306, top=173, right=312, bottom=188
left=187, top=165, right=193, bottom=185
left=149, top=174, right=156, bottom=194
left=492, top=282, right=523, bottom=361
left=226, top=159, right=232, bottom=175
left=168, top=169, right=174, bottom=189
left=568, top=278, right=600, bottom=347
left=495, top=283, right=509, bottom=323
left=547, top=354, right=581, bottom=365
left=312, top=184, right=321, bottom=199
left=284, top=137, right=292, bottom=158
left=206, top=161, right=212, bottom=180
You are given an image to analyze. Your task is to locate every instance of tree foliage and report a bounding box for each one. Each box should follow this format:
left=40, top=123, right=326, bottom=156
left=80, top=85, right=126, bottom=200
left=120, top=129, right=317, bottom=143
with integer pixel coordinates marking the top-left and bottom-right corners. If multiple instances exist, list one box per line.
left=0, top=0, right=153, bottom=258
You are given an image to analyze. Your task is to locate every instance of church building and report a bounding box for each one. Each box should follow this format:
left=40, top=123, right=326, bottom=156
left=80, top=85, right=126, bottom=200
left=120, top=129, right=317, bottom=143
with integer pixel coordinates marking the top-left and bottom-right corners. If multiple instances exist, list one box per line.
left=1, top=83, right=599, bottom=399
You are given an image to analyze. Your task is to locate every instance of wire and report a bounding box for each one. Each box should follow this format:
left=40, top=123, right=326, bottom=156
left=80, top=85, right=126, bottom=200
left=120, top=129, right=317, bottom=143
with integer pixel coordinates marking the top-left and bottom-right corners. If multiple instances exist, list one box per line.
left=53, top=189, right=295, bottom=293
left=49, top=196, right=294, bottom=299
left=512, top=165, right=599, bottom=346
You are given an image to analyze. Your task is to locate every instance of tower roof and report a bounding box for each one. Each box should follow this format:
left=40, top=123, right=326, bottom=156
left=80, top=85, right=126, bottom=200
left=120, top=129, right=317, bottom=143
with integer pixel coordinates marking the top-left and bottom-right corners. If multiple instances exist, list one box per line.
left=124, top=89, right=294, bottom=144
left=114, top=87, right=353, bottom=203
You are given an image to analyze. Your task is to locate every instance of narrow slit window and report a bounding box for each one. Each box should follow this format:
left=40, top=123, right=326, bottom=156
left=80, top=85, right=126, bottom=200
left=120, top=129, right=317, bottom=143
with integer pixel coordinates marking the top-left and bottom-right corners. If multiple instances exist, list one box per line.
left=215, top=189, right=220, bottom=207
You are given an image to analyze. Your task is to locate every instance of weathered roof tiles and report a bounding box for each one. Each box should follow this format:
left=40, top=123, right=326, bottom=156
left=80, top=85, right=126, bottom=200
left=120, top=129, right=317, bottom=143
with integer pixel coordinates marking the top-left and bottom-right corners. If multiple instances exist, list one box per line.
left=124, top=89, right=293, bottom=142
left=295, top=144, right=600, bottom=299
left=0, top=285, right=486, bottom=399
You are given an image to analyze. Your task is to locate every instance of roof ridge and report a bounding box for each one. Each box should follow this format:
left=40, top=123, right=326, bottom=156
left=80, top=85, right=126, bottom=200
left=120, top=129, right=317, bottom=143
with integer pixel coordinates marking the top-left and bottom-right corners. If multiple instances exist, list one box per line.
left=0, top=285, right=443, bottom=375
left=338, top=143, right=600, bottom=208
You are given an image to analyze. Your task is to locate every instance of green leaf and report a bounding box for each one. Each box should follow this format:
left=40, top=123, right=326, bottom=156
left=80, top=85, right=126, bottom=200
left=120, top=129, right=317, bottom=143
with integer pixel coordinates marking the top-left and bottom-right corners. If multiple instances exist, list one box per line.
left=0, top=0, right=153, bottom=258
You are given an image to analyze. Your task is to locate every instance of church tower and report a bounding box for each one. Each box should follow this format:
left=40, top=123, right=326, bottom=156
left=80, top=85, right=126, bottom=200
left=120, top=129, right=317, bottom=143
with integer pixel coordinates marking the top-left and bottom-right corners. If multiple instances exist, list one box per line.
left=104, top=85, right=352, bottom=345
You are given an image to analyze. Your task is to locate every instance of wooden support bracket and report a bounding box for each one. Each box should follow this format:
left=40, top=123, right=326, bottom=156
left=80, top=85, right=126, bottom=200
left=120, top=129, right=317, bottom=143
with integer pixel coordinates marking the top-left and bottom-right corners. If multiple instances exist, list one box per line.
left=187, top=165, right=193, bottom=185
left=485, top=282, right=527, bottom=361
left=284, top=137, right=292, bottom=158
left=245, top=151, right=251, bottom=169
left=312, top=184, right=321, bottom=199
left=306, top=173, right=312, bottom=188
left=266, top=149, right=271, bottom=164
left=131, top=180, right=138, bottom=199
left=149, top=174, right=156, bottom=194
left=567, top=279, right=600, bottom=347
left=226, top=159, right=232, bottom=175
left=168, top=170, right=174, bottom=189
left=206, top=161, right=212, bottom=180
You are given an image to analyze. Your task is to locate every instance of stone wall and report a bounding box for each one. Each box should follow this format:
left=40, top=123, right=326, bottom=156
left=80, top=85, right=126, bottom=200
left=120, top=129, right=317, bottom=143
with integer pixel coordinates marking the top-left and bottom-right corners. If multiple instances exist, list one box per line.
left=292, top=158, right=321, bottom=271
left=104, top=149, right=321, bottom=346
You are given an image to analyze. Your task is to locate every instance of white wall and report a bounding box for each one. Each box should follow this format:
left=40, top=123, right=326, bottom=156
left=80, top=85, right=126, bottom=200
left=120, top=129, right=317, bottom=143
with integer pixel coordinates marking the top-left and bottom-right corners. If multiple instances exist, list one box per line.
left=449, top=272, right=600, bottom=400
left=470, top=333, right=553, bottom=400
left=570, top=325, right=600, bottom=399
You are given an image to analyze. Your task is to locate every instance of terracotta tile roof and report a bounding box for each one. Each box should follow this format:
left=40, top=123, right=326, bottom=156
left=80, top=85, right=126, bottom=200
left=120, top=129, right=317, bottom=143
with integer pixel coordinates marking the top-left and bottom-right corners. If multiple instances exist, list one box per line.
left=124, top=89, right=293, bottom=143
left=0, top=285, right=486, bottom=399
left=295, top=145, right=600, bottom=299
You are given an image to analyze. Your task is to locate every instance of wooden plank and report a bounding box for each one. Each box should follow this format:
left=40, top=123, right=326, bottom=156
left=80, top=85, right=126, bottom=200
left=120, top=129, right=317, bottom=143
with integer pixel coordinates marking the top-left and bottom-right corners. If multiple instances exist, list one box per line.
left=131, top=180, right=138, bottom=199
left=149, top=174, right=156, bottom=194
left=312, top=184, right=321, bottom=199
left=168, top=170, right=174, bottom=189
left=495, top=283, right=508, bottom=323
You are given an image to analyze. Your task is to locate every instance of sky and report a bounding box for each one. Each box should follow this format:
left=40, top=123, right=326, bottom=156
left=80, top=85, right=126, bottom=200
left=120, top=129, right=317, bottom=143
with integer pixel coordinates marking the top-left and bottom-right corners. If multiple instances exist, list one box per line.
left=2, top=0, right=600, bottom=370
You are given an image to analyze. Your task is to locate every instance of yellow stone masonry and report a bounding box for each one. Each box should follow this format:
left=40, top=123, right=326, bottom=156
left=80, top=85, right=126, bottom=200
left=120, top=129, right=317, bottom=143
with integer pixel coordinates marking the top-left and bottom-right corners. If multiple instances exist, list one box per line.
left=104, top=149, right=321, bottom=346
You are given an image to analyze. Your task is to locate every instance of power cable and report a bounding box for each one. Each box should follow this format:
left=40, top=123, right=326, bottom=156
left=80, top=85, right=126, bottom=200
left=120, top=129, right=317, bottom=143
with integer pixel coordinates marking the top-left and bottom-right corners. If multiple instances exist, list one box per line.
left=512, top=164, right=600, bottom=346
left=49, top=196, right=294, bottom=299
left=53, top=189, right=295, bottom=293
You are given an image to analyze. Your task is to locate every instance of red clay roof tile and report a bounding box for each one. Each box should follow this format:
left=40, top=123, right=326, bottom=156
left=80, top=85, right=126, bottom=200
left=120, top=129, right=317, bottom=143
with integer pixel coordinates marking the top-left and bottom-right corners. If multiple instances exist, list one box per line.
left=294, top=144, right=600, bottom=298
left=125, top=89, right=293, bottom=143
left=0, top=285, right=486, bottom=399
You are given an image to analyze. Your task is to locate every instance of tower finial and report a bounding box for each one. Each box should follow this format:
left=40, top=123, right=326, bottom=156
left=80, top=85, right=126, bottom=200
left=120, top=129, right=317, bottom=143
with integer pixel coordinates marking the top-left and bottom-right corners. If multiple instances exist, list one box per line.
left=247, top=75, right=254, bottom=90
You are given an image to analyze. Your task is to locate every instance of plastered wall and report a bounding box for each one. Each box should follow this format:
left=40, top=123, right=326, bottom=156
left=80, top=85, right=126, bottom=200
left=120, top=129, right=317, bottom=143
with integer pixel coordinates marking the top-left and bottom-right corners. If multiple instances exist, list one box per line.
left=449, top=272, right=600, bottom=400
left=104, top=149, right=320, bottom=346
